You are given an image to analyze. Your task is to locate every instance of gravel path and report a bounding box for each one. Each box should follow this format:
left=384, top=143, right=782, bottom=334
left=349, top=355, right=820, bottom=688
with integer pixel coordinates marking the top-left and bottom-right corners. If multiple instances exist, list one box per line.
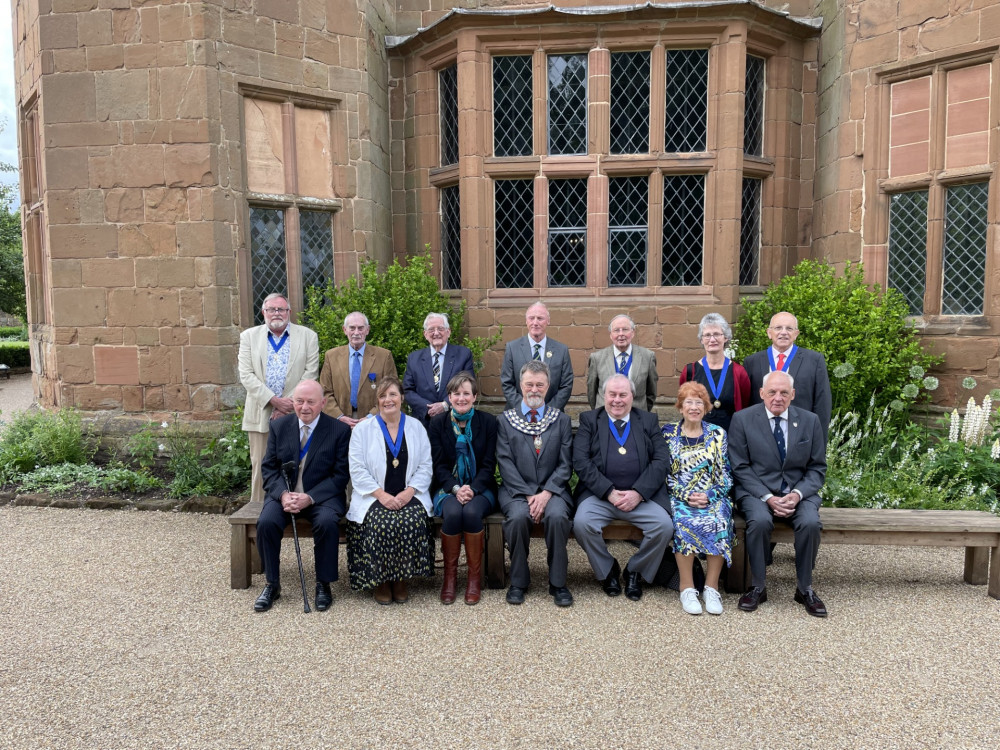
left=0, top=372, right=34, bottom=426
left=1, top=505, right=998, bottom=749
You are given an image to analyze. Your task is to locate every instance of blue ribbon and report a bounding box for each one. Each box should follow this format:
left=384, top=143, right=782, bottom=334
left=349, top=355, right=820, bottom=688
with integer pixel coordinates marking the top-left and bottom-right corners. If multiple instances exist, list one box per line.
left=268, top=331, right=288, bottom=353
left=608, top=416, right=631, bottom=450
left=700, top=356, right=730, bottom=406
left=767, top=344, right=798, bottom=372
left=376, top=414, right=406, bottom=461
left=299, top=429, right=314, bottom=462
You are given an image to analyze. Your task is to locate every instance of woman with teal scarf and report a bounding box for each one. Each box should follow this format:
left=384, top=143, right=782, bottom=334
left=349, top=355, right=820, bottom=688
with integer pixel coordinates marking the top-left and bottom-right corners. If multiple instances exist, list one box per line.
left=428, top=372, right=498, bottom=605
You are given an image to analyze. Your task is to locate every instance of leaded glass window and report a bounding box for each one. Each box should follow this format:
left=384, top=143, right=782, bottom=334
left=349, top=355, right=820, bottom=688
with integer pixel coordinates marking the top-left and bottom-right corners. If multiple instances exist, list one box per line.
left=495, top=179, right=534, bottom=288
left=887, top=191, right=929, bottom=315
left=665, top=49, right=708, bottom=152
left=494, top=56, right=533, bottom=157
left=739, top=177, right=761, bottom=285
left=608, top=176, right=648, bottom=286
left=661, top=174, right=704, bottom=286
left=548, top=178, right=587, bottom=287
left=745, top=55, right=765, bottom=157
left=441, top=185, right=461, bottom=290
left=942, top=182, right=988, bottom=315
left=300, top=210, right=333, bottom=296
left=610, top=51, right=650, bottom=154
left=250, top=207, right=288, bottom=324
left=548, top=54, right=588, bottom=155
left=440, top=64, right=459, bottom=166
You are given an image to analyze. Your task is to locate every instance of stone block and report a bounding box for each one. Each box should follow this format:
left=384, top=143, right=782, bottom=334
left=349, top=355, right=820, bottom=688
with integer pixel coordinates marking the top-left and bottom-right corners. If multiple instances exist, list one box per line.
left=163, top=384, right=191, bottom=411
left=81, top=258, right=136, bottom=287
left=180, top=495, right=228, bottom=514
left=50, top=259, right=82, bottom=287
left=260, top=53, right=303, bottom=85
left=125, top=327, right=161, bottom=346
left=49, top=223, right=118, bottom=259
left=51, top=287, right=107, bottom=327
left=94, top=345, right=139, bottom=385
left=189, top=327, right=239, bottom=346
left=85, top=496, right=130, bottom=510
left=139, top=345, right=181, bottom=385
left=41, top=72, right=96, bottom=123
left=53, top=0, right=98, bottom=11
left=135, top=497, right=177, bottom=512
left=183, top=345, right=235, bottom=384
left=54, top=344, right=95, bottom=384
left=78, top=9, right=113, bottom=46
left=144, top=188, right=189, bottom=223
left=191, top=384, right=220, bottom=413
left=76, top=327, right=124, bottom=345
left=118, top=223, right=176, bottom=257
left=45, top=122, right=119, bottom=148
left=107, top=288, right=179, bottom=326
left=13, top=494, right=53, bottom=508
left=87, top=44, right=125, bottom=71
left=143, top=386, right=164, bottom=410
left=44, top=148, right=90, bottom=190
left=164, top=144, right=214, bottom=187
left=159, top=67, right=209, bottom=119
left=39, top=13, right=78, bottom=50
left=177, top=221, right=226, bottom=257
left=134, top=257, right=196, bottom=288
left=105, top=188, right=145, bottom=223
left=179, top=289, right=204, bottom=326
left=73, top=386, right=123, bottom=410
left=96, top=69, right=149, bottom=120
left=49, top=496, right=83, bottom=509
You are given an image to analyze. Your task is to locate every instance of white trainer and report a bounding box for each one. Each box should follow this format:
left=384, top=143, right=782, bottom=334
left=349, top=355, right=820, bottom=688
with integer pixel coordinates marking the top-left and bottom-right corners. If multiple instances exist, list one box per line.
left=680, top=587, right=703, bottom=615
left=702, top=586, right=723, bottom=615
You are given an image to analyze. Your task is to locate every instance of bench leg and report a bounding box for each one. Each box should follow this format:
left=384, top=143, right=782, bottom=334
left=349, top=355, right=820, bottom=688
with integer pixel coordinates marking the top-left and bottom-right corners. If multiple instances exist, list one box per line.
left=250, top=539, right=262, bottom=575
left=727, top=526, right=749, bottom=594
left=230, top=525, right=252, bottom=589
left=485, top=521, right=506, bottom=589
left=989, top=545, right=1000, bottom=600
left=964, top=546, right=990, bottom=586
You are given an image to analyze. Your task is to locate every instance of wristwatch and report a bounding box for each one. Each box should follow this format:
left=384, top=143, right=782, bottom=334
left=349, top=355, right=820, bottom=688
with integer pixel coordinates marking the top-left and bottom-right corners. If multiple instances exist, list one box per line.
left=452, top=485, right=461, bottom=495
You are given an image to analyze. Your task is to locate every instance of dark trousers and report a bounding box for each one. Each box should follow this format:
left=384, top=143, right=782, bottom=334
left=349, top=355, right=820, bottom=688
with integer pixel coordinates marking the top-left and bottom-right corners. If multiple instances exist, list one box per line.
left=739, top=494, right=822, bottom=591
left=439, top=494, right=492, bottom=535
left=500, top=494, right=572, bottom=589
left=257, top=500, right=343, bottom=584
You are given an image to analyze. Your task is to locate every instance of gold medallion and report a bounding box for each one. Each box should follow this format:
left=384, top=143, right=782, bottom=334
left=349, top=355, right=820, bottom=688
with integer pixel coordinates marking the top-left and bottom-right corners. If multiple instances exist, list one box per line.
left=392, top=458, right=399, bottom=468
left=618, top=446, right=627, bottom=455
left=533, top=435, right=543, bottom=452
left=714, top=400, right=721, bottom=409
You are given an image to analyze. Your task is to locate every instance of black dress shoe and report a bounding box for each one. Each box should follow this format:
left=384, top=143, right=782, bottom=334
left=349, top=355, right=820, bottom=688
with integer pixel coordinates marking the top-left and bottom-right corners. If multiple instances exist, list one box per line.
left=506, top=586, right=526, bottom=605
left=624, top=568, right=643, bottom=601
left=738, top=586, right=767, bottom=612
left=315, top=582, right=332, bottom=611
left=794, top=588, right=828, bottom=618
left=602, top=559, right=622, bottom=597
left=549, top=584, right=573, bottom=607
left=254, top=583, right=281, bottom=612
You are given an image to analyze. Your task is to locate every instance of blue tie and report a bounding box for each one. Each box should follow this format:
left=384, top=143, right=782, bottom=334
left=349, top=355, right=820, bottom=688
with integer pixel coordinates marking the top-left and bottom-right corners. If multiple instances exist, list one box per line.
left=773, top=417, right=786, bottom=464
left=350, top=351, right=361, bottom=410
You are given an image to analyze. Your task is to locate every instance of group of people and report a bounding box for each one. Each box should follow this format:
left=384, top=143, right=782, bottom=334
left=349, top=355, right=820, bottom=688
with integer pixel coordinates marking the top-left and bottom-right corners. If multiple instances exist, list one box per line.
left=238, top=295, right=831, bottom=618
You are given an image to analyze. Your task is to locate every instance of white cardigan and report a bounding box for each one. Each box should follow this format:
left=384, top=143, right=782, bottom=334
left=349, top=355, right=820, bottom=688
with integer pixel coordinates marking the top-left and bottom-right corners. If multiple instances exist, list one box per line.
left=347, top=414, right=433, bottom=523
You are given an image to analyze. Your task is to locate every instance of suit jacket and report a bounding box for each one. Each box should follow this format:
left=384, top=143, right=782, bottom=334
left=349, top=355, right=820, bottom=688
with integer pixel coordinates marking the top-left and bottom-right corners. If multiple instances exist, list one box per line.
left=318, top=343, right=398, bottom=419
left=743, top=346, right=832, bottom=435
left=402, top=344, right=475, bottom=424
left=586, top=345, right=658, bottom=411
left=500, top=336, right=574, bottom=410
left=728, top=403, right=826, bottom=505
left=261, top=412, right=352, bottom=514
left=496, top=409, right=574, bottom=507
left=428, top=409, right=498, bottom=497
left=238, top=322, right=320, bottom=434
left=572, top=407, right=670, bottom=509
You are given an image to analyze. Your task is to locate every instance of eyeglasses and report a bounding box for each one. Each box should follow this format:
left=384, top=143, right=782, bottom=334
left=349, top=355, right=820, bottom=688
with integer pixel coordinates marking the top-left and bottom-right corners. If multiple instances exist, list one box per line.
left=681, top=399, right=706, bottom=407
left=425, top=327, right=448, bottom=333
left=701, top=333, right=725, bottom=340
left=263, top=307, right=290, bottom=314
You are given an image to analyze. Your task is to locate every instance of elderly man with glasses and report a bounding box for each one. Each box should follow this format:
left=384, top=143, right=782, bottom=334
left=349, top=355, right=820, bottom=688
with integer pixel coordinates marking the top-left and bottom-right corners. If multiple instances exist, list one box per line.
left=585, top=313, right=659, bottom=412
left=402, top=312, right=474, bottom=426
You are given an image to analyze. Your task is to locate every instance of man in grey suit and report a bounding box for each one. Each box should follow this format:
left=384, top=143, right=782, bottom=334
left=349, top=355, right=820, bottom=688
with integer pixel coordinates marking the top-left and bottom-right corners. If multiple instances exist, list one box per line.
left=573, top=374, right=673, bottom=601
left=238, top=293, right=319, bottom=506
left=742, top=311, right=831, bottom=435
left=496, top=360, right=575, bottom=607
left=729, top=370, right=828, bottom=617
left=585, top=314, right=658, bottom=411
left=500, top=302, right=574, bottom=411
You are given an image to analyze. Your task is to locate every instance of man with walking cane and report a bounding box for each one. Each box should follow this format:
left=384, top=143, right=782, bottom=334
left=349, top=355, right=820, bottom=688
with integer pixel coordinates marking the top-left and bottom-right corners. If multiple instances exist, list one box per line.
left=255, top=379, right=352, bottom=613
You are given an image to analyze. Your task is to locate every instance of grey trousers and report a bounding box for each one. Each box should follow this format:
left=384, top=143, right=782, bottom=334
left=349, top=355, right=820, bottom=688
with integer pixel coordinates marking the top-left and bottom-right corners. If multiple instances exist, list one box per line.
left=248, top=430, right=268, bottom=505
left=739, top=494, right=822, bottom=591
left=573, top=495, right=673, bottom=584
left=500, top=494, right=572, bottom=589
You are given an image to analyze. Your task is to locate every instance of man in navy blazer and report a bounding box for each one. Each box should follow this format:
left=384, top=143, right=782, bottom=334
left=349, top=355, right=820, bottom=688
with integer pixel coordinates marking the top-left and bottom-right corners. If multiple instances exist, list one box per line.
left=729, top=370, right=828, bottom=617
left=742, top=311, right=831, bottom=435
left=403, top=312, right=474, bottom=425
left=254, top=379, right=352, bottom=613
left=500, top=302, right=574, bottom=410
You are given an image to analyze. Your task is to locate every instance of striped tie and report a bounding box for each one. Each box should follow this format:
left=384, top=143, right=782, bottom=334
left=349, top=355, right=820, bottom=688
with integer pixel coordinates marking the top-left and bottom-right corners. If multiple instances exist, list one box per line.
left=433, top=351, right=441, bottom=387
left=532, top=343, right=541, bottom=361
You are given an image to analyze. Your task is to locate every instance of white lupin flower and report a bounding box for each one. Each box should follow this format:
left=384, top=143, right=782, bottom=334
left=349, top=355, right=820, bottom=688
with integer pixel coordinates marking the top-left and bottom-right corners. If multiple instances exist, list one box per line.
left=992, top=439, right=1000, bottom=461
left=949, top=410, right=960, bottom=443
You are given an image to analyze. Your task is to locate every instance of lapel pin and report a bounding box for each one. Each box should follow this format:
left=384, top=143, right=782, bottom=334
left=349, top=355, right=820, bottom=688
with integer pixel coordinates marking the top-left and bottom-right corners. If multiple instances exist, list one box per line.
left=546, top=351, right=552, bottom=358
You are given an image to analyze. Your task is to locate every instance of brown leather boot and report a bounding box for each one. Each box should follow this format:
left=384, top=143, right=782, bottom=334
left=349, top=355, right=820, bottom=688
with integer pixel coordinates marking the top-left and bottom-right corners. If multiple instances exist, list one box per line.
left=373, top=582, right=392, bottom=605
left=391, top=579, right=409, bottom=603
left=440, top=532, right=461, bottom=605
left=464, top=530, right=485, bottom=605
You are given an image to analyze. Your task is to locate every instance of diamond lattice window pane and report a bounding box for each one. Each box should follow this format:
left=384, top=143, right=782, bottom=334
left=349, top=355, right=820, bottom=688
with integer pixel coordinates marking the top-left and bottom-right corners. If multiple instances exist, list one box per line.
left=548, top=54, right=588, bottom=155
left=440, top=64, right=459, bottom=166
left=250, top=207, right=287, bottom=325
left=494, top=56, right=533, bottom=157
left=942, top=182, right=988, bottom=315
left=611, top=51, right=650, bottom=154
left=744, top=55, right=765, bottom=157
left=495, top=179, right=534, bottom=288
left=887, top=190, right=928, bottom=315
left=548, top=178, right=587, bottom=287
left=299, top=210, right=333, bottom=298
left=441, top=185, right=462, bottom=290
left=662, top=174, right=704, bottom=286
left=665, top=49, right=708, bottom=152
left=739, top=177, right=761, bottom=285
left=608, top=176, right=648, bottom=286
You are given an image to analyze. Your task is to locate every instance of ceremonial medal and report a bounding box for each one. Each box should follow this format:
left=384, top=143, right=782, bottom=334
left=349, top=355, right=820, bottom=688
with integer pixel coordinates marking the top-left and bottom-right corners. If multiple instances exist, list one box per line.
left=377, top=414, right=405, bottom=469
left=714, top=400, right=721, bottom=409
left=701, top=356, right=730, bottom=413
left=618, top=446, right=627, bottom=455
left=533, top=435, right=543, bottom=452
left=609, top=416, right=631, bottom=456
left=392, top=458, right=399, bottom=468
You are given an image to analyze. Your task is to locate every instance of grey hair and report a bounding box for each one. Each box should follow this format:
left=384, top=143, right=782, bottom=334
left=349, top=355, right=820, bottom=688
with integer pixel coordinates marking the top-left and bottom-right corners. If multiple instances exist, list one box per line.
left=261, top=292, right=288, bottom=308
left=762, top=370, right=795, bottom=390
left=608, top=314, right=635, bottom=332
left=423, top=312, right=450, bottom=330
left=519, top=360, right=550, bottom=381
left=343, top=311, right=370, bottom=327
left=602, top=373, right=636, bottom=397
left=698, top=313, right=732, bottom=341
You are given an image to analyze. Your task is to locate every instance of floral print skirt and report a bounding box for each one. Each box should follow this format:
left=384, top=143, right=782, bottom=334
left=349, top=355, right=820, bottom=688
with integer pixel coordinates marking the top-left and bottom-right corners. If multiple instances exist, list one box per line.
left=346, top=500, right=435, bottom=591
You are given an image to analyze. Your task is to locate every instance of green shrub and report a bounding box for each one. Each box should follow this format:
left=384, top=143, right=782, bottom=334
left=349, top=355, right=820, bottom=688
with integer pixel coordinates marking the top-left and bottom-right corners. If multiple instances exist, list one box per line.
left=732, top=260, right=941, bottom=418
left=163, top=409, right=251, bottom=498
left=0, top=325, right=26, bottom=339
left=301, top=251, right=500, bottom=375
left=0, top=408, right=95, bottom=482
left=17, top=462, right=162, bottom=495
left=0, top=341, right=30, bottom=367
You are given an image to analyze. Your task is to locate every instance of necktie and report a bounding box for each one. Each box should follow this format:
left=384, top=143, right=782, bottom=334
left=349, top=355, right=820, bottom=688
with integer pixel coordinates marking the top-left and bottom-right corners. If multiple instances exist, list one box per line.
left=350, top=351, right=361, bottom=409
left=614, top=419, right=625, bottom=437
left=300, top=424, right=310, bottom=449
left=532, top=343, right=541, bottom=361
left=433, top=351, right=441, bottom=388
left=773, top=417, right=786, bottom=464
left=776, top=352, right=786, bottom=371
left=529, top=409, right=538, bottom=423
left=619, top=352, right=628, bottom=372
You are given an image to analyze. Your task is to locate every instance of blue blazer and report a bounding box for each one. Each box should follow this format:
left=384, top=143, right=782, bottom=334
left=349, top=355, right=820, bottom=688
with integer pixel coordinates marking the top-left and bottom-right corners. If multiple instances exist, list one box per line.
left=403, top=344, right=475, bottom=424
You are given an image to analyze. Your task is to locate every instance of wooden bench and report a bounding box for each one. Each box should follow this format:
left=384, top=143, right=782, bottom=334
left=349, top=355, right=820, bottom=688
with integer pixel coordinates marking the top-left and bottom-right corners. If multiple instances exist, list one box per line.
left=730, top=507, right=1000, bottom=599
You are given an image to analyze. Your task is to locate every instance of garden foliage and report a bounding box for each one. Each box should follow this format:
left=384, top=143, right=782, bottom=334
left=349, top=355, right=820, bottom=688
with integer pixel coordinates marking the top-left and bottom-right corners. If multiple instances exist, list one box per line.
left=0, top=408, right=95, bottom=483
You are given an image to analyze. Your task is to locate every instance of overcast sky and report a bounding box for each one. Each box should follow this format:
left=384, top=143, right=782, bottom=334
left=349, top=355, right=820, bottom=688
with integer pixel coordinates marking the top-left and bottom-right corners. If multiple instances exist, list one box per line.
left=1, top=1, right=21, bottom=207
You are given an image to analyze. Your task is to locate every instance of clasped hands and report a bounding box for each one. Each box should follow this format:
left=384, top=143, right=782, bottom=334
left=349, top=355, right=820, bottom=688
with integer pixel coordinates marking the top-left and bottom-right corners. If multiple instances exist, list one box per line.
left=453, top=485, right=474, bottom=504
left=609, top=489, right=642, bottom=512
left=526, top=490, right=553, bottom=523
left=375, top=486, right=415, bottom=511
left=767, top=492, right=801, bottom=518
left=280, top=491, right=313, bottom=513
left=269, top=396, right=294, bottom=419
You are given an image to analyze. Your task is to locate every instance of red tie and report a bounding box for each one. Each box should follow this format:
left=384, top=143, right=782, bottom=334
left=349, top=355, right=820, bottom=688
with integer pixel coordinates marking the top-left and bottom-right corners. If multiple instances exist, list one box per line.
left=529, top=409, right=538, bottom=423
left=776, top=352, right=786, bottom=370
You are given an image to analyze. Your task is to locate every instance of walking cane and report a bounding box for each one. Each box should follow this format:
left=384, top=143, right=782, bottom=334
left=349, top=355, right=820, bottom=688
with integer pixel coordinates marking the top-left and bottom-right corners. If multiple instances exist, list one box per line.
left=281, top=461, right=311, bottom=613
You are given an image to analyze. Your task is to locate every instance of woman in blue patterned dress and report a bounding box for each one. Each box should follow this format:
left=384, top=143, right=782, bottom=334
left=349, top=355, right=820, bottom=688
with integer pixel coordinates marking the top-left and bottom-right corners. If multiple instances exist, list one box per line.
left=662, top=381, right=733, bottom=615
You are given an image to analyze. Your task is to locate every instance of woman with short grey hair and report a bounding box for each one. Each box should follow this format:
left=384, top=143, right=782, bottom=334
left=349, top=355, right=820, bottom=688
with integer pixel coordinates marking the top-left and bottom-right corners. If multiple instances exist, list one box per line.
left=678, top=313, right=750, bottom=432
